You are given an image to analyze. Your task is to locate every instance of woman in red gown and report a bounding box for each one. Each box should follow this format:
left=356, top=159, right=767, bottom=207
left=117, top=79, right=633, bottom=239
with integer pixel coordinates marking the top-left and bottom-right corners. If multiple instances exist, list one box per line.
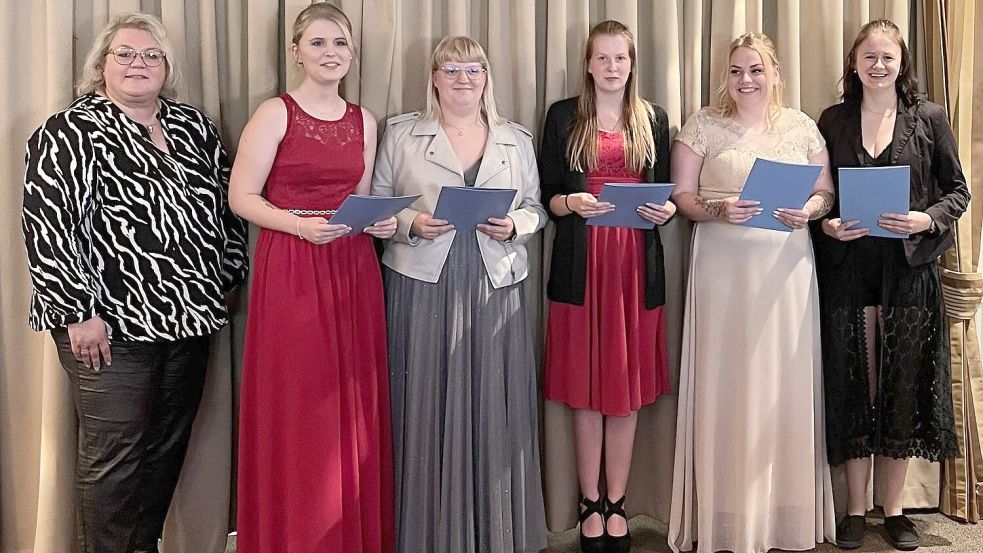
left=540, top=21, right=674, bottom=553
left=228, top=4, right=394, bottom=552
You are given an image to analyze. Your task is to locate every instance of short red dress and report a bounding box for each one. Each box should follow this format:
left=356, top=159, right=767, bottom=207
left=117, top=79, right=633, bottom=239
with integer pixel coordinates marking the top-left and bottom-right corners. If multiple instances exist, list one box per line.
left=543, top=131, right=669, bottom=417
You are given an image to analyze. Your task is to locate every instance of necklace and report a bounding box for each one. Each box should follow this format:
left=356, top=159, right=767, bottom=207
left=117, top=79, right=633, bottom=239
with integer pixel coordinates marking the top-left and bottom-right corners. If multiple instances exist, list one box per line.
left=442, top=120, right=479, bottom=137
left=139, top=102, right=161, bottom=135
left=861, top=106, right=897, bottom=118
left=298, top=91, right=342, bottom=119
left=598, top=117, right=622, bottom=132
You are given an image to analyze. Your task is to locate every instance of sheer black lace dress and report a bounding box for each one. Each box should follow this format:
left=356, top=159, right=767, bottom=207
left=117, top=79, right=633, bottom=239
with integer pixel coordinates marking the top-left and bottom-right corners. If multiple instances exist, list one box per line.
left=817, top=142, right=959, bottom=466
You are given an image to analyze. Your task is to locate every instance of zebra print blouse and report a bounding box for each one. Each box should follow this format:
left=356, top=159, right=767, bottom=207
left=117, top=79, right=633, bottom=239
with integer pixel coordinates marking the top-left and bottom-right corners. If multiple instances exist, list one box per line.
left=23, top=93, right=249, bottom=342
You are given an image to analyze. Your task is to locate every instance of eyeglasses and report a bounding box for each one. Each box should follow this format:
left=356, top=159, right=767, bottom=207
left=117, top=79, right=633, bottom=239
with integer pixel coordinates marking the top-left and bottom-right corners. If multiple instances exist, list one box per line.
left=438, top=65, right=487, bottom=79
left=108, top=46, right=166, bottom=67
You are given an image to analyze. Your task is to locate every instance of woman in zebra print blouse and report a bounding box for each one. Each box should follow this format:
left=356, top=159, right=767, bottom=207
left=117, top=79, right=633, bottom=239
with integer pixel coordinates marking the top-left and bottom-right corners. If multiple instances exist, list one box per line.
left=21, top=13, right=248, bottom=553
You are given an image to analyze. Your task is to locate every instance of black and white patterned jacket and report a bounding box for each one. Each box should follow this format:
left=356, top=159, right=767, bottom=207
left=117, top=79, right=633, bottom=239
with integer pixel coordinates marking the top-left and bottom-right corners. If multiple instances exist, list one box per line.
left=22, top=93, right=249, bottom=342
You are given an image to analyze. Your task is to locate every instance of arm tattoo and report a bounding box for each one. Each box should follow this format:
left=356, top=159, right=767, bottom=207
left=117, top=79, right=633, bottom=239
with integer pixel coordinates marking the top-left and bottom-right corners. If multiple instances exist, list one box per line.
left=694, top=196, right=726, bottom=219
left=805, top=190, right=833, bottom=220
left=261, top=198, right=279, bottom=211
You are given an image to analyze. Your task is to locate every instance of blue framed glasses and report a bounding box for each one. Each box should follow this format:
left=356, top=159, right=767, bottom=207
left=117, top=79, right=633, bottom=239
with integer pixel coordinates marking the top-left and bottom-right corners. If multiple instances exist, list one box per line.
left=438, top=65, right=487, bottom=79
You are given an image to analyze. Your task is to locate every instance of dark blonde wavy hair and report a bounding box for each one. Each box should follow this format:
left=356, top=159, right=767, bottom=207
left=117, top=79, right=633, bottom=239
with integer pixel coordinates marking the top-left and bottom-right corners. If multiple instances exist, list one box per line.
left=714, top=32, right=785, bottom=123
left=566, top=20, right=655, bottom=173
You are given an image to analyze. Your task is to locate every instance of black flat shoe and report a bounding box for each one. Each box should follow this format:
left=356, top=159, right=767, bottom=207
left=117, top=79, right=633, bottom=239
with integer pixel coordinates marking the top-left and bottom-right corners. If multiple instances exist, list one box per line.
left=884, top=515, right=920, bottom=551
left=578, top=494, right=606, bottom=553
left=604, top=495, right=632, bottom=553
left=835, top=514, right=865, bottom=549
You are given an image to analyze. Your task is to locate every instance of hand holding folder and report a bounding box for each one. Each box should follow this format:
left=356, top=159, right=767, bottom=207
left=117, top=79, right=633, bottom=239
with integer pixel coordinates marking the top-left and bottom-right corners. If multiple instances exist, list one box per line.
left=586, top=183, right=675, bottom=229
left=837, top=166, right=910, bottom=239
left=330, top=194, right=421, bottom=236
left=432, top=186, right=517, bottom=229
left=738, top=158, right=823, bottom=232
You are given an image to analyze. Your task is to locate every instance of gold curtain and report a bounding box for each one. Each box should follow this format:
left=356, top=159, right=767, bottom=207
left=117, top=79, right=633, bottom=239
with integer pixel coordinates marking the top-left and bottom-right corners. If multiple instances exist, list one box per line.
left=2, top=2, right=963, bottom=552
left=922, top=0, right=983, bottom=524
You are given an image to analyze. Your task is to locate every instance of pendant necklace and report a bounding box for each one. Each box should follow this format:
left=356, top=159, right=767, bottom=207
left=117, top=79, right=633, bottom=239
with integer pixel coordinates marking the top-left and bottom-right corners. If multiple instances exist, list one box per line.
left=144, top=104, right=161, bottom=134
left=443, top=119, right=479, bottom=136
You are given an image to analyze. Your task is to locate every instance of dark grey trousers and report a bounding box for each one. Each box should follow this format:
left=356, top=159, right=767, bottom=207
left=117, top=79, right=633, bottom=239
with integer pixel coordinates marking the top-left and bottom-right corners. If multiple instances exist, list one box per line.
left=52, top=329, right=209, bottom=553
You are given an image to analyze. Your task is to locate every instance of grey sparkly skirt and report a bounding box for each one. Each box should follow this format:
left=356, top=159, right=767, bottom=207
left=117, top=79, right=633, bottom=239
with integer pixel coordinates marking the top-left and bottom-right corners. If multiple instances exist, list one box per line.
left=384, top=231, right=547, bottom=553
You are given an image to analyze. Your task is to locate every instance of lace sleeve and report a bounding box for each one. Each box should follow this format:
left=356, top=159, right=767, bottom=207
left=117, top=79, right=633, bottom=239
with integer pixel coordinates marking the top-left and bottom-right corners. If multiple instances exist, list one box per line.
left=795, top=110, right=826, bottom=157
left=674, top=111, right=707, bottom=157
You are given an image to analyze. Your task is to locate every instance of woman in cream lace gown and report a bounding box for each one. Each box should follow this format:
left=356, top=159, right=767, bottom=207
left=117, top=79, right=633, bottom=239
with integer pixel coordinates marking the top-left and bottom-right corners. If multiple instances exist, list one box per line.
left=667, top=33, right=836, bottom=553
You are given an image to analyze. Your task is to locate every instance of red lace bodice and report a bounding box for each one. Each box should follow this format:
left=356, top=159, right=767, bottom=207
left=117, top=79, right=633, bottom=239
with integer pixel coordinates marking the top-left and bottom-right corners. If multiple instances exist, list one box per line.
left=585, top=130, right=644, bottom=194
left=264, top=94, right=365, bottom=211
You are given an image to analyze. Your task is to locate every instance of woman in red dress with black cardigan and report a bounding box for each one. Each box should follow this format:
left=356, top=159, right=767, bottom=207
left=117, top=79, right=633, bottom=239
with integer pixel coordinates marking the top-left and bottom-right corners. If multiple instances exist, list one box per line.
left=540, top=20, right=674, bottom=553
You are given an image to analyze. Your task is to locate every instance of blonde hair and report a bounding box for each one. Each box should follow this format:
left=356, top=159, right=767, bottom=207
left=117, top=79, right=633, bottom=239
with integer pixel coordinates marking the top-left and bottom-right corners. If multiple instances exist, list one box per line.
left=567, top=20, right=655, bottom=173
left=291, top=2, right=358, bottom=71
left=423, top=36, right=504, bottom=126
left=77, top=13, right=180, bottom=98
left=714, top=32, right=785, bottom=122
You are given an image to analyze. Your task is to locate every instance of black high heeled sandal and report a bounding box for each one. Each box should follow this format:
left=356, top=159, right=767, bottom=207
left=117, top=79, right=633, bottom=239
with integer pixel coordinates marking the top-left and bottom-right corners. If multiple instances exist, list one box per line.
left=604, top=495, right=632, bottom=553
left=578, top=494, right=606, bottom=553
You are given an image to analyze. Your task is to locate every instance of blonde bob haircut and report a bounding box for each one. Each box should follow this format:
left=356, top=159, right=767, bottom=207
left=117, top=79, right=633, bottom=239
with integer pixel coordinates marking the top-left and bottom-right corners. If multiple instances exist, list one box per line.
left=714, top=32, right=785, bottom=123
left=567, top=20, right=655, bottom=173
left=423, top=36, right=504, bottom=126
left=77, top=13, right=180, bottom=98
left=290, top=2, right=358, bottom=71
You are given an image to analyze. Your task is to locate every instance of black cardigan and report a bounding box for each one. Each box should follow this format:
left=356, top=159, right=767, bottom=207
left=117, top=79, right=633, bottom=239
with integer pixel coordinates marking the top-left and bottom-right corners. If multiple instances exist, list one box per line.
left=812, top=98, right=970, bottom=267
left=539, top=97, right=670, bottom=308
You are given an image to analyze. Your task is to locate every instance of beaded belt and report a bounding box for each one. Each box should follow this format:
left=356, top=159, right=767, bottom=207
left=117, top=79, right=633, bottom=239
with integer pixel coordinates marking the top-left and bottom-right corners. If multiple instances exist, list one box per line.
left=286, top=209, right=337, bottom=216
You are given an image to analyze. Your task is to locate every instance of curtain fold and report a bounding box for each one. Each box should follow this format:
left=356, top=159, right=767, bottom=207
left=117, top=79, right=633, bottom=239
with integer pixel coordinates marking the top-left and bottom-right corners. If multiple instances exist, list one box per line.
left=3, top=2, right=975, bottom=552
left=923, top=0, right=983, bottom=524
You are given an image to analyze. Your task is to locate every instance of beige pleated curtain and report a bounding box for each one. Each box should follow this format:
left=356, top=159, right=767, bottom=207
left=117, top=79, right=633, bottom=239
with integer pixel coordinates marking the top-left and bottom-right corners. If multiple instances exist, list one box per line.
left=920, top=0, right=983, bottom=524
left=1, top=1, right=978, bottom=552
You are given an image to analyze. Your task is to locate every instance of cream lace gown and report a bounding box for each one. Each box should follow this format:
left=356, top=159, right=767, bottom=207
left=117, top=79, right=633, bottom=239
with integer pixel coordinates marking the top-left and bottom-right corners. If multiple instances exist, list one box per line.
left=668, top=108, right=836, bottom=553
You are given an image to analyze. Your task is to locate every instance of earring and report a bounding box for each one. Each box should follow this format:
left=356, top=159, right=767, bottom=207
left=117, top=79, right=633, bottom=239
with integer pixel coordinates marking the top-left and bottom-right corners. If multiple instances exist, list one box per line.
left=296, top=59, right=303, bottom=66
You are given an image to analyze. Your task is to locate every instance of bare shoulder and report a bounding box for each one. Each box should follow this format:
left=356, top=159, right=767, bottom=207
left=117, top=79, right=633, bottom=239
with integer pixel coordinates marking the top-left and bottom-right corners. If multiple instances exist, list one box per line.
left=242, top=97, right=288, bottom=142
left=252, top=96, right=288, bottom=123
left=360, top=105, right=378, bottom=133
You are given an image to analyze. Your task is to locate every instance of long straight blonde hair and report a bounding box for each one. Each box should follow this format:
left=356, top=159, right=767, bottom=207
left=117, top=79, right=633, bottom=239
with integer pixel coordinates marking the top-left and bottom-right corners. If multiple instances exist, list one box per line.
left=567, top=20, right=654, bottom=173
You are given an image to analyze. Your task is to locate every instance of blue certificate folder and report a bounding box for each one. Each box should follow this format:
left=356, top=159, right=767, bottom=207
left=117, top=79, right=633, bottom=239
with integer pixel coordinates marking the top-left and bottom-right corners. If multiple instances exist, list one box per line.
left=838, top=166, right=911, bottom=239
left=587, top=183, right=676, bottom=229
left=432, top=186, right=517, bottom=229
left=738, top=158, right=823, bottom=232
left=330, top=194, right=421, bottom=236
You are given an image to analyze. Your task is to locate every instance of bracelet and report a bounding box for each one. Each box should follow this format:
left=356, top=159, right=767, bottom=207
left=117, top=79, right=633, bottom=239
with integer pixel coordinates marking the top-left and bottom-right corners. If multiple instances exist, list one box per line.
left=563, top=194, right=572, bottom=212
left=296, top=217, right=305, bottom=240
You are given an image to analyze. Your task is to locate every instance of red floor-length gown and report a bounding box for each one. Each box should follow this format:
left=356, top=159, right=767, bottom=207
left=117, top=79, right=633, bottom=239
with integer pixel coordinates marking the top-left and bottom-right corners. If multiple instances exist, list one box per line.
left=237, top=94, right=393, bottom=553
